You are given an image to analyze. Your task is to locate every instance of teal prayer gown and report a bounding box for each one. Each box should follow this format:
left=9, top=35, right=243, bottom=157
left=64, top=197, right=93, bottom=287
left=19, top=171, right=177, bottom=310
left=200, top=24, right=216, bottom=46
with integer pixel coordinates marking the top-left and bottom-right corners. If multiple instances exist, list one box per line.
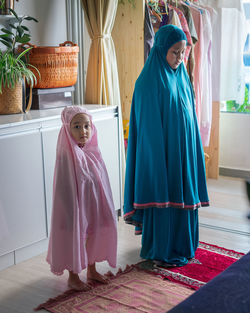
left=123, top=25, right=209, bottom=266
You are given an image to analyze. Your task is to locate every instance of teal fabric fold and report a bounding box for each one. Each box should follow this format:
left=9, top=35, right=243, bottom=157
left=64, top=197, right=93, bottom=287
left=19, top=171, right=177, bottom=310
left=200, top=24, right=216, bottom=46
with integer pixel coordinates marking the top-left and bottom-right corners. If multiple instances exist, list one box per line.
left=141, top=207, right=198, bottom=265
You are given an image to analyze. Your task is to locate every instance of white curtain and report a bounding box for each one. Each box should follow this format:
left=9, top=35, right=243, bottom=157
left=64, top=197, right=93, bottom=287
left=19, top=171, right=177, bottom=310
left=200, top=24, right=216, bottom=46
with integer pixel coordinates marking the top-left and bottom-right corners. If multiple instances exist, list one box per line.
left=200, top=0, right=247, bottom=104
left=81, top=0, right=121, bottom=107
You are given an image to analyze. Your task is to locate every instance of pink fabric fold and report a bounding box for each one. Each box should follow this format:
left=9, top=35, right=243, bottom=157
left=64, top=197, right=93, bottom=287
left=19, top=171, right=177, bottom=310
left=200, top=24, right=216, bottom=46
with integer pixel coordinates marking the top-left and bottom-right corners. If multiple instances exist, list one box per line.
left=47, top=106, right=117, bottom=275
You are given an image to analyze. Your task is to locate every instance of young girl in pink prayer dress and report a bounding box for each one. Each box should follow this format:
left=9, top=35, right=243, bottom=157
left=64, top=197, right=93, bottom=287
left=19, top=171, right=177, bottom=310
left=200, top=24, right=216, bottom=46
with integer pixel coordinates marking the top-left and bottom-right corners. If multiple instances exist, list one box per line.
left=46, top=106, right=117, bottom=291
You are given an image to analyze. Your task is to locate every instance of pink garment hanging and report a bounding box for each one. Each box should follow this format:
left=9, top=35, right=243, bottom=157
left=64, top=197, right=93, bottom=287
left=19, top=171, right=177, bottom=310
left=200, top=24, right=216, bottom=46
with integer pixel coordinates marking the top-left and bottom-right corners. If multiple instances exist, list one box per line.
left=199, top=8, right=212, bottom=147
left=189, top=6, right=204, bottom=131
left=46, top=106, right=117, bottom=275
left=189, top=2, right=213, bottom=147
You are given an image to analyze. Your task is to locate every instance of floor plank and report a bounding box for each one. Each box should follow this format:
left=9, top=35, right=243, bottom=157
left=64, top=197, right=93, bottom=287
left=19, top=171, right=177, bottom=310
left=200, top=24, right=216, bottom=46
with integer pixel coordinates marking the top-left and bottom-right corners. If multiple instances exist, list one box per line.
left=0, top=176, right=250, bottom=313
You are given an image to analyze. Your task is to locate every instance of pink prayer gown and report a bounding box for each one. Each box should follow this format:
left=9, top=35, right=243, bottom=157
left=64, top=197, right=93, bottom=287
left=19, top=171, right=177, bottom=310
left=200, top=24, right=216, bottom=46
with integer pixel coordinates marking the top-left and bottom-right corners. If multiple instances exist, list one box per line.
left=46, top=106, right=117, bottom=275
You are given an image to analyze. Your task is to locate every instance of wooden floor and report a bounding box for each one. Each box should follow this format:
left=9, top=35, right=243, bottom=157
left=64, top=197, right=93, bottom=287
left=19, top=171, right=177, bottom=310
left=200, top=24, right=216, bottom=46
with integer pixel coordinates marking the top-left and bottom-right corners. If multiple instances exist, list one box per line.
left=0, top=176, right=250, bottom=313
left=199, top=176, right=250, bottom=250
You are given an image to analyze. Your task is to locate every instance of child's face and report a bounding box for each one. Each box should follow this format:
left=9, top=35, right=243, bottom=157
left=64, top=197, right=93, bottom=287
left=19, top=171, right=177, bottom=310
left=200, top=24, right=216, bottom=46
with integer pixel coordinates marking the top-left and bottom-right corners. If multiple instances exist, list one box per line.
left=70, top=113, right=92, bottom=146
left=166, top=40, right=186, bottom=69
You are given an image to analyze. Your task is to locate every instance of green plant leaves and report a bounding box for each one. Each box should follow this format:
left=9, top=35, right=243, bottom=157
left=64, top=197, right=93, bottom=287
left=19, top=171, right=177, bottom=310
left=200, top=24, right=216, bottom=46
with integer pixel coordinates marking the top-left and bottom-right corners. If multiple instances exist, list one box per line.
left=15, top=34, right=31, bottom=44
left=0, top=51, right=38, bottom=93
left=0, top=8, right=38, bottom=53
left=226, top=87, right=250, bottom=113
left=0, top=35, right=13, bottom=42
left=0, top=39, right=12, bottom=48
left=16, top=47, right=33, bottom=60
left=21, top=25, right=29, bottom=31
left=1, top=28, right=14, bottom=35
left=9, top=8, right=19, bottom=20
left=23, top=16, right=38, bottom=23
left=0, top=8, right=40, bottom=93
left=0, top=28, right=14, bottom=48
left=17, top=26, right=24, bottom=37
left=9, top=23, right=17, bottom=29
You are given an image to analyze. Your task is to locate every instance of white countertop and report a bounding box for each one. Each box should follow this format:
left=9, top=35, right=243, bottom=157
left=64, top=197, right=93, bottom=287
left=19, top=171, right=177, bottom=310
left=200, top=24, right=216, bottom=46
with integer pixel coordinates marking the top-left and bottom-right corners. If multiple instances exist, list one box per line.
left=0, top=105, right=118, bottom=129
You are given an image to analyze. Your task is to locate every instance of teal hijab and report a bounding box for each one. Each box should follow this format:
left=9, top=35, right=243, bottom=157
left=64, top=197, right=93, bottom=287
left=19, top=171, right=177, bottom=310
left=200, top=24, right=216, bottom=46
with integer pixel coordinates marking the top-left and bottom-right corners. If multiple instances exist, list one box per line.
left=124, top=25, right=209, bottom=225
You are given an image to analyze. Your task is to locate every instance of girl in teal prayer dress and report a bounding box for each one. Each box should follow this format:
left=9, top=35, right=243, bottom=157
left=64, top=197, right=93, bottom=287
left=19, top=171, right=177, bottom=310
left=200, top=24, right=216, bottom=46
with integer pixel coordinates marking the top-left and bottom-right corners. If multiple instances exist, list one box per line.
left=123, top=25, right=209, bottom=267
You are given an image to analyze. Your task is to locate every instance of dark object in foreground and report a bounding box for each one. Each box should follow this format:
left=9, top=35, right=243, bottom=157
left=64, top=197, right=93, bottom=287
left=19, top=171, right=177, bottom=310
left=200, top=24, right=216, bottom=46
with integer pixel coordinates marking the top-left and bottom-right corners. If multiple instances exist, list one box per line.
left=167, top=251, right=250, bottom=313
left=246, top=180, right=250, bottom=219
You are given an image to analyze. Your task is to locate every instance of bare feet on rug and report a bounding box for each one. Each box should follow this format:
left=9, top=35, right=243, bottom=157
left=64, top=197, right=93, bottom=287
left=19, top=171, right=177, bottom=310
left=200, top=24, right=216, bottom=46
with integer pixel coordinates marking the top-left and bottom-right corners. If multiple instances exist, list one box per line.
left=87, top=263, right=110, bottom=284
left=68, top=271, right=92, bottom=291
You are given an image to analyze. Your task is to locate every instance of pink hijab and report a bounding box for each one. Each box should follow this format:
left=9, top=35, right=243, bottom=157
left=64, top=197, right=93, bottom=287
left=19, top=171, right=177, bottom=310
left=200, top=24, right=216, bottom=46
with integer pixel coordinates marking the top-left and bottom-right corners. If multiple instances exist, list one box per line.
left=47, top=106, right=117, bottom=275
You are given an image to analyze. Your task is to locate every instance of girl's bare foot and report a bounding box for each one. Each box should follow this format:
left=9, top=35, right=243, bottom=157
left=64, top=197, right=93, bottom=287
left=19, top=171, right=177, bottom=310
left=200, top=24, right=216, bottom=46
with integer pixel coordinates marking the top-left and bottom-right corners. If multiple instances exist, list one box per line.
left=68, top=271, right=92, bottom=291
left=87, top=263, right=110, bottom=284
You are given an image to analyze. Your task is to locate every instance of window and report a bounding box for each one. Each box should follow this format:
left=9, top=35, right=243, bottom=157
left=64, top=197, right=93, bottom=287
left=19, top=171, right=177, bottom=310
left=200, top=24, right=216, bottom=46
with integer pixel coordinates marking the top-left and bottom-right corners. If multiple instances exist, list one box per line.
left=221, top=0, right=250, bottom=113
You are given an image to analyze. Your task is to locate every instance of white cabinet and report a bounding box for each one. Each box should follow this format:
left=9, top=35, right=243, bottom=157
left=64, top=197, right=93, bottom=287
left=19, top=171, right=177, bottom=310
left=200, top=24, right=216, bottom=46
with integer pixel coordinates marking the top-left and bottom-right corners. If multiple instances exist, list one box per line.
left=0, top=105, right=122, bottom=271
left=0, top=130, right=47, bottom=256
left=95, top=118, right=121, bottom=212
left=41, top=125, right=61, bottom=233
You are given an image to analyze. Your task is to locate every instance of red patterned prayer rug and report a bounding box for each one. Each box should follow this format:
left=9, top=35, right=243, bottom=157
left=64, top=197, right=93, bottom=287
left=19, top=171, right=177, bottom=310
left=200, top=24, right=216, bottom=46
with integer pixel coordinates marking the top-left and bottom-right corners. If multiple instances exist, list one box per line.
left=35, top=242, right=244, bottom=312
left=34, top=266, right=194, bottom=313
left=136, top=241, right=245, bottom=290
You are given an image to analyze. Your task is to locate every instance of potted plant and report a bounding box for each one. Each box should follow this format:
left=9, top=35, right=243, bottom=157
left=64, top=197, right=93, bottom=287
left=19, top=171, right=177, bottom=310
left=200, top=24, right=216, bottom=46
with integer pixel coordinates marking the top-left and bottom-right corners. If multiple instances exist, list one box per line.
left=0, top=0, right=20, bottom=15
left=0, top=8, right=39, bottom=114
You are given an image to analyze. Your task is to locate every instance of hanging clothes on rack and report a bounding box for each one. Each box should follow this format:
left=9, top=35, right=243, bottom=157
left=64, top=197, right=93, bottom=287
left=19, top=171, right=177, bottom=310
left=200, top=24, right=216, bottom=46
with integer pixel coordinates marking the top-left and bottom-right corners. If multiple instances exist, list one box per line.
left=196, top=4, right=213, bottom=147
left=201, top=12, right=212, bottom=147
left=144, top=2, right=155, bottom=63
left=178, top=2, right=198, bottom=43
left=199, top=0, right=247, bottom=105
left=168, top=7, right=182, bottom=28
left=148, top=1, right=182, bottom=32
left=199, top=2, right=219, bottom=103
left=148, top=1, right=192, bottom=66
left=186, top=0, right=212, bottom=147
left=145, top=0, right=215, bottom=147
left=177, top=2, right=198, bottom=85
left=168, top=3, right=192, bottom=65
left=186, top=2, right=204, bottom=136
left=147, top=1, right=164, bottom=33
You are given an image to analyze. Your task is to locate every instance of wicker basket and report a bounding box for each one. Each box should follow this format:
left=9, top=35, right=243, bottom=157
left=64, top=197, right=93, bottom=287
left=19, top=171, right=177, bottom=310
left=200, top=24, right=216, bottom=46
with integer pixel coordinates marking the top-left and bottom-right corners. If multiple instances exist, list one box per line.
left=0, top=81, right=23, bottom=114
left=21, top=41, right=79, bottom=89
left=0, top=81, right=33, bottom=115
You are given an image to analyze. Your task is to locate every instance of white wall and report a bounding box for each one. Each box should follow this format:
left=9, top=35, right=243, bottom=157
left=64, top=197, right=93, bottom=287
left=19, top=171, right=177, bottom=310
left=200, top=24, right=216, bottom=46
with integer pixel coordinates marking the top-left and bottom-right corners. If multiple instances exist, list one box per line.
left=219, top=112, right=250, bottom=172
left=15, top=0, right=67, bottom=46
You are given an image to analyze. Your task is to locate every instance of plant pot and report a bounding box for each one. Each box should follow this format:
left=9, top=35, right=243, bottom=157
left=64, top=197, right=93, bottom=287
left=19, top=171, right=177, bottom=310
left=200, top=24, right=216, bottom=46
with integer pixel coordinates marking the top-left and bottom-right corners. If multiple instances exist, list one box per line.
left=0, top=81, right=22, bottom=114
left=0, top=81, right=33, bottom=114
left=0, top=0, right=14, bottom=15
